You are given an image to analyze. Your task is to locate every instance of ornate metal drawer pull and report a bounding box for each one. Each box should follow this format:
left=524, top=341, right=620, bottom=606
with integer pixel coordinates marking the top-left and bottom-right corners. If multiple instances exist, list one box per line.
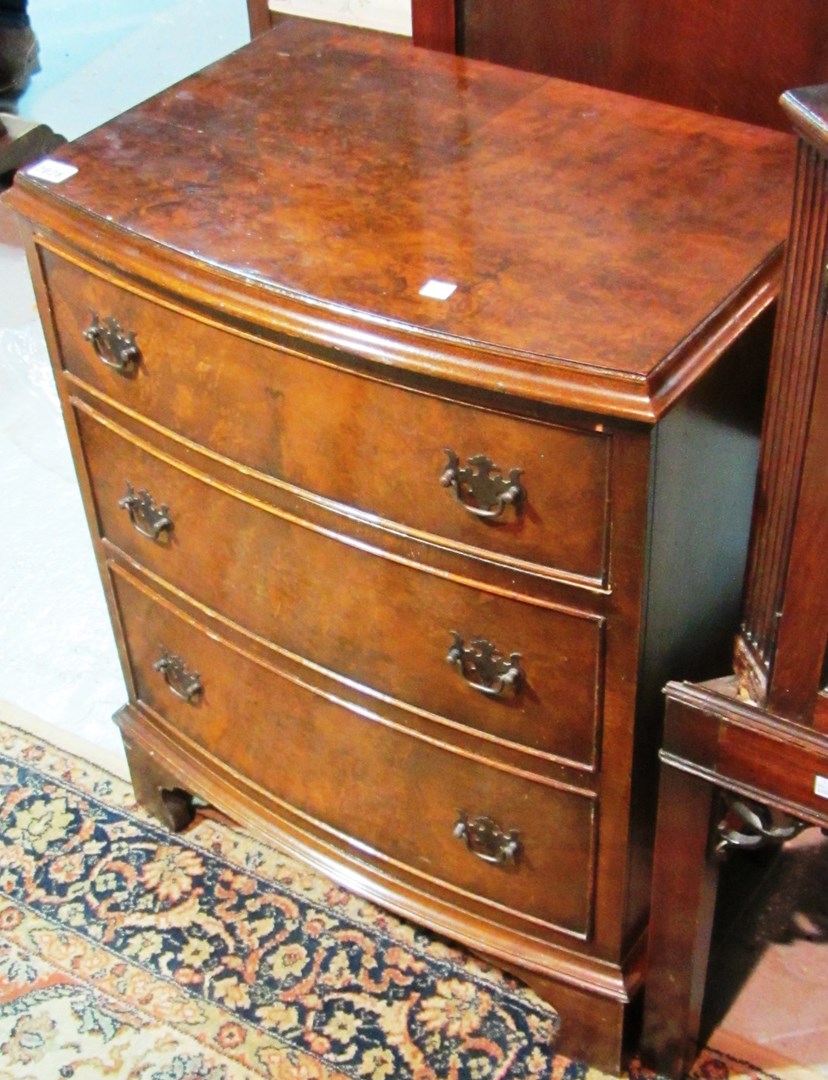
left=714, top=793, right=806, bottom=858
left=154, top=649, right=203, bottom=703
left=440, top=450, right=524, bottom=520
left=447, top=632, right=523, bottom=698
left=454, top=812, right=520, bottom=865
left=119, top=484, right=172, bottom=541
left=84, top=314, right=141, bottom=373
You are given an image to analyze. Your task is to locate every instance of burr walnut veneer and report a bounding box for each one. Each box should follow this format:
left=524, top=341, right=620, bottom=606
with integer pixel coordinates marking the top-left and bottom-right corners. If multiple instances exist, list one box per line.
left=4, top=21, right=795, bottom=1070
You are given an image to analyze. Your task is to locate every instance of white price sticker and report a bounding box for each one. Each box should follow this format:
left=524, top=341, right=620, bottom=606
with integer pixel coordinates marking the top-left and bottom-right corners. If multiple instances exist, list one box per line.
left=815, top=775, right=828, bottom=799
left=26, top=159, right=79, bottom=184
left=419, top=278, right=457, bottom=301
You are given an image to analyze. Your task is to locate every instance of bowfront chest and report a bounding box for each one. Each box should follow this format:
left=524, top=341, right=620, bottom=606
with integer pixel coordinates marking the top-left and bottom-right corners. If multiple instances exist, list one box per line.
left=5, top=20, right=795, bottom=1069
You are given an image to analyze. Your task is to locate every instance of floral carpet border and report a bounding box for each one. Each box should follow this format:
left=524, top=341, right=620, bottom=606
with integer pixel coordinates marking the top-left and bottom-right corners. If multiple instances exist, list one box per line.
left=0, top=718, right=563, bottom=1079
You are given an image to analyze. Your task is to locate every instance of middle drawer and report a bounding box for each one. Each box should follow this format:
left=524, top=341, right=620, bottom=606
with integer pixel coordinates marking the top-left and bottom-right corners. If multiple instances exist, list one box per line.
left=77, top=403, right=605, bottom=772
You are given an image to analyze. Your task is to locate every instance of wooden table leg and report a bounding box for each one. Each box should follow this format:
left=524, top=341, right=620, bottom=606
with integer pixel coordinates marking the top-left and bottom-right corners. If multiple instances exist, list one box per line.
left=640, top=759, right=721, bottom=1078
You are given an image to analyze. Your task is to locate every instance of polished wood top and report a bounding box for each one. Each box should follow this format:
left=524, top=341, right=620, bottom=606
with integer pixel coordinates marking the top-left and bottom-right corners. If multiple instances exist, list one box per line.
left=6, top=19, right=795, bottom=420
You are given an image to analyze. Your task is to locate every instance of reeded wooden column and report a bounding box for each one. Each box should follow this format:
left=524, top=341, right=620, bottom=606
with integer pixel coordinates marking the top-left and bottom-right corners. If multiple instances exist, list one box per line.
left=734, top=86, right=828, bottom=731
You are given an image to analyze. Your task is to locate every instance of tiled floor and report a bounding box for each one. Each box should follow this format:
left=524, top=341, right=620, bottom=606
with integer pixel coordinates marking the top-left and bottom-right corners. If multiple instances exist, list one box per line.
left=1, top=4, right=826, bottom=1076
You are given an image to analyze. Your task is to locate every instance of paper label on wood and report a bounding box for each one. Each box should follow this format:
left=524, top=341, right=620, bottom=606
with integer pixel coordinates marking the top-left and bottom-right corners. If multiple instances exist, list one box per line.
left=26, top=159, right=79, bottom=184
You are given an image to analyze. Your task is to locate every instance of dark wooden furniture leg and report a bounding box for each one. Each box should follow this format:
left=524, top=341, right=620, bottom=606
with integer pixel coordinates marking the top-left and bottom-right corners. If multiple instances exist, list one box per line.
left=641, top=749, right=721, bottom=1077
left=246, top=0, right=272, bottom=38
left=117, top=708, right=196, bottom=833
left=0, top=113, right=63, bottom=181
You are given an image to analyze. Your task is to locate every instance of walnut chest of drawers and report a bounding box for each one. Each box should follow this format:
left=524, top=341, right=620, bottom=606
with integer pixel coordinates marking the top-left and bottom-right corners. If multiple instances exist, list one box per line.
left=5, top=19, right=795, bottom=1070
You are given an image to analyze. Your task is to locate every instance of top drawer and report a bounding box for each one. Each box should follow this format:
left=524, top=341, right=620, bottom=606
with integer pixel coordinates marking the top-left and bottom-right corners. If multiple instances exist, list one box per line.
left=42, top=248, right=612, bottom=586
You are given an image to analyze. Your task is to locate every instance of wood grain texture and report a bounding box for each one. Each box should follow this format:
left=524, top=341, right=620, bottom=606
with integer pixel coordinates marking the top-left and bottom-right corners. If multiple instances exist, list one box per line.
left=111, top=561, right=600, bottom=938
left=75, top=400, right=607, bottom=773
left=412, top=0, right=828, bottom=131
left=43, top=248, right=613, bottom=587
left=3, top=22, right=797, bottom=1072
left=7, top=19, right=792, bottom=421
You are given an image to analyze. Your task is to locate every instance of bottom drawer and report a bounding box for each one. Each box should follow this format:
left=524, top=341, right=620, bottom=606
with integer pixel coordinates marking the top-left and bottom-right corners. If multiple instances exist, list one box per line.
left=111, top=563, right=597, bottom=940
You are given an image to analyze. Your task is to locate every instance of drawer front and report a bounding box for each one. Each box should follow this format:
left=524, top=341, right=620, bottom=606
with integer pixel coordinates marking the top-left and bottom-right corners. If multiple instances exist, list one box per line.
left=45, top=249, right=611, bottom=584
left=79, top=405, right=604, bottom=770
left=111, top=564, right=597, bottom=938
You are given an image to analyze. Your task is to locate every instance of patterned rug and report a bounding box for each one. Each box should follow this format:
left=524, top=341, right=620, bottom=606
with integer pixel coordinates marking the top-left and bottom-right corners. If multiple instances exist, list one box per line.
left=0, top=711, right=789, bottom=1079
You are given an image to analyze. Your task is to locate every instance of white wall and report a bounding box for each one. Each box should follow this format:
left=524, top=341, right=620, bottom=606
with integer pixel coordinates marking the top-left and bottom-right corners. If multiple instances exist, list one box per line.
left=268, top=0, right=412, bottom=37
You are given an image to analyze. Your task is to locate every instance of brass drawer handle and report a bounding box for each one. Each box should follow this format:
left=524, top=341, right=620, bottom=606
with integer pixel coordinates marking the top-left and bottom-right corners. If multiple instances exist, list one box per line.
left=440, top=450, right=524, bottom=520
left=154, top=649, right=202, bottom=703
left=447, top=632, right=523, bottom=698
left=454, top=812, right=520, bottom=865
left=84, top=314, right=141, bottom=374
left=714, top=793, right=806, bottom=856
left=119, top=484, right=172, bottom=542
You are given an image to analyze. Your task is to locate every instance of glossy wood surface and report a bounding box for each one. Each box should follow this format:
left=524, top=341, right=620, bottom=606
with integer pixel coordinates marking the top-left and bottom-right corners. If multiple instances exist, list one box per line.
left=8, top=20, right=793, bottom=421
left=3, top=21, right=798, bottom=1071
left=111, top=561, right=599, bottom=937
left=74, top=401, right=606, bottom=772
left=44, top=249, right=613, bottom=586
left=411, top=0, right=828, bottom=131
